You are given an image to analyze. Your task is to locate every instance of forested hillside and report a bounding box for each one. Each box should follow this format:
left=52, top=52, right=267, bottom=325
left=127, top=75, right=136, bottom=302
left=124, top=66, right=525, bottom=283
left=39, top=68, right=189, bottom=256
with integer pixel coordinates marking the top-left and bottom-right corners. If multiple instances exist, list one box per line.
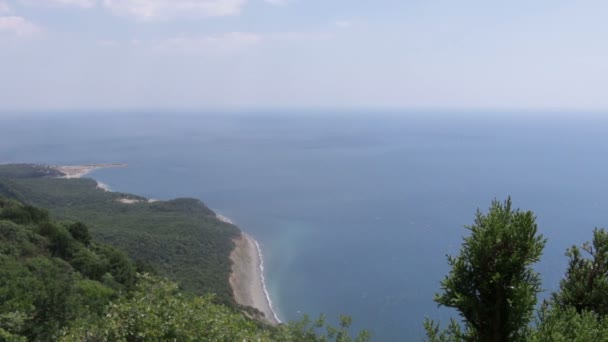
left=0, top=196, right=137, bottom=340
left=0, top=196, right=369, bottom=341
left=0, top=164, right=239, bottom=305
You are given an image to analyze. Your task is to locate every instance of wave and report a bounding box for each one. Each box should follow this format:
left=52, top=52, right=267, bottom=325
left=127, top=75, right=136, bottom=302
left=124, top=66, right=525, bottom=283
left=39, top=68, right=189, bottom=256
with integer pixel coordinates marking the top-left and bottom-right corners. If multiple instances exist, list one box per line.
left=253, top=238, right=282, bottom=324
left=96, top=181, right=111, bottom=192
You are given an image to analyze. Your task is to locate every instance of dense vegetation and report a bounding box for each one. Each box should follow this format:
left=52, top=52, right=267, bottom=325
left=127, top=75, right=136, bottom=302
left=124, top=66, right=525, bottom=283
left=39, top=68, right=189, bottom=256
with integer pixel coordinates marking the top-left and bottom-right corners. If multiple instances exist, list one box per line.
left=426, top=198, right=608, bottom=341
left=0, top=196, right=370, bottom=341
left=0, top=196, right=136, bottom=340
left=0, top=164, right=239, bottom=305
left=0, top=163, right=63, bottom=179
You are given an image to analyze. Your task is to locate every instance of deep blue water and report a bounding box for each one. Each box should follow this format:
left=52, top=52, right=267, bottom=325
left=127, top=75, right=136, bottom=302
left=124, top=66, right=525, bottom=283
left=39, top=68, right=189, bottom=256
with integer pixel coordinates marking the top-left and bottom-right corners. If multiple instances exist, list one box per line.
left=1, top=111, right=608, bottom=340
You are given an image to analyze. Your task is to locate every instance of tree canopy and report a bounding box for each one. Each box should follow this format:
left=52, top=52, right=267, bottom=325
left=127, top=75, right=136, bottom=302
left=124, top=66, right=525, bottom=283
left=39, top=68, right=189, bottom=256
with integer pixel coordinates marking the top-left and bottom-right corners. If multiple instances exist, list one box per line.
left=429, top=198, right=546, bottom=341
left=426, top=198, right=608, bottom=342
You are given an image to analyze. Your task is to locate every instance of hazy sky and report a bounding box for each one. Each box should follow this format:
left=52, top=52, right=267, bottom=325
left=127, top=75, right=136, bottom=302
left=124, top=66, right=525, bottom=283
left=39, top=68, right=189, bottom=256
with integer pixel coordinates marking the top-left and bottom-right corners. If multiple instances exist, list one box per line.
left=1, top=0, right=608, bottom=111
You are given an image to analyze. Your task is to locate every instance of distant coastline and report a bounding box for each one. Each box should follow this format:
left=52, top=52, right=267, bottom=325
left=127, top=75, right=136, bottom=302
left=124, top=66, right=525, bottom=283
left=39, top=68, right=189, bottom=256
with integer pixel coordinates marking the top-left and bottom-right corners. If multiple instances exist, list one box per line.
left=50, top=164, right=160, bottom=203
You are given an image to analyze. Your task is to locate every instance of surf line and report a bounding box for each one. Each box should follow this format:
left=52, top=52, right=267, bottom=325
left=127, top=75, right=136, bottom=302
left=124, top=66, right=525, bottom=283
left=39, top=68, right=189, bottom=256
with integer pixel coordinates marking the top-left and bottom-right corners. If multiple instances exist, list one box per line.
left=253, top=238, right=282, bottom=324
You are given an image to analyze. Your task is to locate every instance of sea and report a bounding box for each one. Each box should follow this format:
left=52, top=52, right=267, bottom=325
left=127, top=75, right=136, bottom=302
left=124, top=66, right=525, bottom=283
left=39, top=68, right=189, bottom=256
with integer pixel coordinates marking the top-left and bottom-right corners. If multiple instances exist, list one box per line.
left=1, top=111, right=608, bottom=340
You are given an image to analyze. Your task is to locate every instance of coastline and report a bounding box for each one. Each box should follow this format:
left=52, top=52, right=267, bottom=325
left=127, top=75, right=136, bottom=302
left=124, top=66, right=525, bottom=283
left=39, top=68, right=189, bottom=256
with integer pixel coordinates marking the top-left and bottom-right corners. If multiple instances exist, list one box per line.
left=52, top=163, right=127, bottom=179
left=49, top=164, right=281, bottom=324
left=51, top=164, right=159, bottom=203
left=228, top=229, right=281, bottom=325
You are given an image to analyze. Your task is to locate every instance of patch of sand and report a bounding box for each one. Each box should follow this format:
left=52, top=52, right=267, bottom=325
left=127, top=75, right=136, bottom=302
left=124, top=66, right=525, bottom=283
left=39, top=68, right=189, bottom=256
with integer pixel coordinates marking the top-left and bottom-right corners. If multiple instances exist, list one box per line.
left=117, top=198, right=143, bottom=204
left=230, top=233, right=280, bottom=325
left=53, top=163, right=127, bottom=179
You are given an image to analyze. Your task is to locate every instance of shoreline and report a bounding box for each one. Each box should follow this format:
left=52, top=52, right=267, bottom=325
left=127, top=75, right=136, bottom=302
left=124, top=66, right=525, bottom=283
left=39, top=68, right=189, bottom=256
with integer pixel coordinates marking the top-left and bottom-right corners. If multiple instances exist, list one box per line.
left=52, top=163, right=127, bottom=179
left=252, top=237, right=282, bottom=324
left=49, top=165, right=281, bottom=323
left=227, top=226, right=281, bottom=325
left=51, top=164, right=158, bottom=204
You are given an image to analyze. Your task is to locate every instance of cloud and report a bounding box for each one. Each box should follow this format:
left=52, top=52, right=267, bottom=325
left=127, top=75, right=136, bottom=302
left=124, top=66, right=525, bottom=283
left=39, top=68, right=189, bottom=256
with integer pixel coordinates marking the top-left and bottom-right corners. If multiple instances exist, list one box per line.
left=0, top=16, right=41, bottom=36
left=102, top=0, right=247, bottom=21
left=334, top=20, right=351, bottom=28
left=155, top=32, right=260, bottom=54
left=97, top=39, right=119, bottom=47
left=19, top=0, right=96, bottom=8
left=147, top=29, right=331, bottom=55
left=0, top=1, right=11, bottom=15
left=0, top=2, right=41, bottom=38
left=264, top=0, right=289, bottom=5
left=268, top=31, right=333, bottom=42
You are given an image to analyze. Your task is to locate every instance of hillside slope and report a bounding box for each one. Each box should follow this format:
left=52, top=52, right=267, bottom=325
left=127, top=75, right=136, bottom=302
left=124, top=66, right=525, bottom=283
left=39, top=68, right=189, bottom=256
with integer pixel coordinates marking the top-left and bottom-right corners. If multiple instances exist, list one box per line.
left=0, top=164, right=239, bottom=305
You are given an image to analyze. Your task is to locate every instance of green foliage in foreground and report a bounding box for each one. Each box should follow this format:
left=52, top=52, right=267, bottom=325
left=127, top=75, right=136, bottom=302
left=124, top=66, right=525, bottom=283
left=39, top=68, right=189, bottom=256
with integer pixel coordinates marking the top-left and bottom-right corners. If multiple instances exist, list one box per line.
left=61, top=274, right=268, bottom=341
left=553, top=228, right=608, bottom=316
left=431, top=198, right=546, bottom=341
left=426, top=306, right=608, bottom=342
left=526, top=305, right=608, bottom=342
left=62, top=274, right=370, bottom=342
left=0, top=164, right=239, bottom=305
left=0, top=196, right=135, bottom=340
left=426, top=198, right=608, bottom=342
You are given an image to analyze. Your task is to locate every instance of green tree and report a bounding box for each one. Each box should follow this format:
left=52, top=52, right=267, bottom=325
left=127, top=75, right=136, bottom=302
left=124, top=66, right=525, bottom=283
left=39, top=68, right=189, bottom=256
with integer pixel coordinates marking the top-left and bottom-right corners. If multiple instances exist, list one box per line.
left=527, top=304, right=608, bottom=342
left=0, top=204, right=48, bottom=225
left=60, top=274, right=270, bottom=342
left=553, top=228, right=608, bottom=316
left=37, top=222, right=77, bottom=259
left=68, top=222, right=92, bottom=246
left=272, top=314, right=370, bottom=342
left=61, top=274, right=370, bottom=342
left=427, top=198, right=546, bottom=342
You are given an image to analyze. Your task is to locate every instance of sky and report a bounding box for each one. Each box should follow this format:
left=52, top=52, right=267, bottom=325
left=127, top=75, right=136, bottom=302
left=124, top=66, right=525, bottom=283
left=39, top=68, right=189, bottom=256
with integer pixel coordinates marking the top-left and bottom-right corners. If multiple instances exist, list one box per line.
left=1, top=0, right=608, bottom=111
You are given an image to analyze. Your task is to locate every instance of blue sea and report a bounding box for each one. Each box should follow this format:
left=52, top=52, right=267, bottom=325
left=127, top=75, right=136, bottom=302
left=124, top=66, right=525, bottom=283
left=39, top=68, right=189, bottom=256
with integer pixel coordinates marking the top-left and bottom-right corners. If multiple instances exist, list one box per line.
left=1, top=111, right=608, bottom=340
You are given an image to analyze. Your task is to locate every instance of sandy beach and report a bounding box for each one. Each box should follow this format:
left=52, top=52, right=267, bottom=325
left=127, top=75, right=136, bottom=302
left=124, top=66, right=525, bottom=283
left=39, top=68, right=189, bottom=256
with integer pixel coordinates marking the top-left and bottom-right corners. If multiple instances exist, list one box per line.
left=52, top=163, right=127, bottom=179
left=229, top=232, right=281, bottom=325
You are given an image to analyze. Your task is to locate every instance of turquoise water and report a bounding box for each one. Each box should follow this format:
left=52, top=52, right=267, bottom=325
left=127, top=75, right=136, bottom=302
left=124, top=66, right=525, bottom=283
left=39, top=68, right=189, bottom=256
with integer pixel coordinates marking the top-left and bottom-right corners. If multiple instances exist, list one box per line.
left=2, top=111, right=608, bottom=340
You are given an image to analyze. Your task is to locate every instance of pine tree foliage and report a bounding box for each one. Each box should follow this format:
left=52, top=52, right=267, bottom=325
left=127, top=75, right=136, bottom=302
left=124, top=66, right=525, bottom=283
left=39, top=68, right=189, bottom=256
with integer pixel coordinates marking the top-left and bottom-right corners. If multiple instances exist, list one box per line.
left=429, top=198, right=546, bottom=342
left=527, top=304, right=608, bottom=342
left=553, top=228, right=608, bottom=316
